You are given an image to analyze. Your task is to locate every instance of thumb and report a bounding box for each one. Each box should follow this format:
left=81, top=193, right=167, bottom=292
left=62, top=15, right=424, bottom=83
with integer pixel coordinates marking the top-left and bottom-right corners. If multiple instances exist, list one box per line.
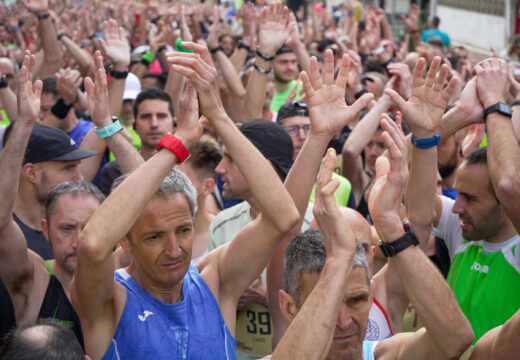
left=374, top=156, right=390, bottom=180
left=384, top=88, right=407, bottom=110
left=350, top=92, right=374, bottom=115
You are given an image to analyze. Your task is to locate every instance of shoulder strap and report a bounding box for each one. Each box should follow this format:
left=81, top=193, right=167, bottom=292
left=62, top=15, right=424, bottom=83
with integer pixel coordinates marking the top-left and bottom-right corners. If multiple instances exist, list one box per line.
left=45, top=260, right=54, bottom=276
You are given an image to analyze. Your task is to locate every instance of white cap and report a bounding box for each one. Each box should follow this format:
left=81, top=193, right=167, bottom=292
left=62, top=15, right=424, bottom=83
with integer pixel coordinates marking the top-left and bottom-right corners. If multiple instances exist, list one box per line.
left=123, top=72, right=141, bottom=100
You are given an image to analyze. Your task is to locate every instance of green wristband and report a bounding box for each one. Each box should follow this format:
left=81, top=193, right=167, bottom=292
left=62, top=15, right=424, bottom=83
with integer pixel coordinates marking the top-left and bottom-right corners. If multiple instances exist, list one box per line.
left=142, top=50, right=155, bottom=63
left=175, top=37, right=193, bottom=53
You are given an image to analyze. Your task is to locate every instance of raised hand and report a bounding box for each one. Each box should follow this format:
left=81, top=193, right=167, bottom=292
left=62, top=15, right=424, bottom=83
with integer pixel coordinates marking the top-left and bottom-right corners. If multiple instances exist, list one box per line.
left=285, top=12, right=301, bottom=50
left=474, top=57, right=510, bottom=108
left=97, top=18, right=130, bottom=71
left=462, top=123, right=486, bottom=157
left=368, top=114, right=409, bottom=239
left=241, top=1, right=256, bottom=47
left=401, top=3, right=419, bottom=31
left=313, top=148, right=356, bottom=258
left=17, top=51, right=42, bottom=125
left=21, top=0, right=48, bottom=15
left=385, top=56, right=458, bottom=137
left=258, top=2, right=289, bottom=56
left=386, top=62, right=412, bottom=99
left=56, top=68, right=82, bottom=104
left=455, top=77, right=484, bottom=124
left=84, top=51, right=111, bottom=128
left=301, top=49, right=374, bottom=138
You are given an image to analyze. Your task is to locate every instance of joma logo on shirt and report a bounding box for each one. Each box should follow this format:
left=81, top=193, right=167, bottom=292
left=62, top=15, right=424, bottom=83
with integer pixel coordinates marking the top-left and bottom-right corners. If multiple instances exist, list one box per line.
left=471, top=262, right=489, bottom=274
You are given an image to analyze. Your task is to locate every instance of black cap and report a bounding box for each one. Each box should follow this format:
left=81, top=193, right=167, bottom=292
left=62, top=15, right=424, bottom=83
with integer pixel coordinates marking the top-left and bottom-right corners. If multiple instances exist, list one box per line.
left=239, top=119, right=294, bottom=176
left=23, top=124, right=98, bottom=164
left=277, top=101, right=309, bottom=124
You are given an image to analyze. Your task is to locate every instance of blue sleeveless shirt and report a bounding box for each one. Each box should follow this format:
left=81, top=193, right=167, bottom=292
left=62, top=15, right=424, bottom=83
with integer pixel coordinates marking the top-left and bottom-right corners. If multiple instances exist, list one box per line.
left=102, top=264, right=236, bottom=360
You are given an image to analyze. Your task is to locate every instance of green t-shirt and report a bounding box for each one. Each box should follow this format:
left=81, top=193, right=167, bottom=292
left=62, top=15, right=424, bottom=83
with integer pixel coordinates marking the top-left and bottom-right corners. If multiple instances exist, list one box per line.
left=269, top=80, right=301, bottom=113
left=0, top=109, right=10, bottom=126
left=108, top=127, right=141, bottom=162
left=309, top=172, right=353, bottom=207
left=436, top=196, right=520, bottom=343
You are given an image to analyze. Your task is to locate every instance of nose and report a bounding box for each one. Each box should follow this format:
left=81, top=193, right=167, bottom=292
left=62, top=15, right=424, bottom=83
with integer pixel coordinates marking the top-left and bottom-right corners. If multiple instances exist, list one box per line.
left=73, top=167, right=83, bottom=181
left=164, top=233, right=182, bottom=259
left=452, top=197, right=464, bottom=215
left=336, top=302, right=353, bottom=330
left=150, top=115, right=159, bottom=128
left=297, top=128, right=306, bottom=140
left=215, top=159, right=225, bottom=175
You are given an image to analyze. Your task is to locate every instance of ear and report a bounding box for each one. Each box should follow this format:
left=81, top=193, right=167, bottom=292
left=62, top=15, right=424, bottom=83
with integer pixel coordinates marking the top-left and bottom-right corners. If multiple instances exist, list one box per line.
left=371, top=245, right=376, bottom=256
left=120, top=235, right=133, bottom=252
left=22, top=163, right=38, bottom=184
left=201, top=177, right=215, bottom=197
left=279, top=289, right=299, bottom=322
left=41, top=218, right=50, bottom=244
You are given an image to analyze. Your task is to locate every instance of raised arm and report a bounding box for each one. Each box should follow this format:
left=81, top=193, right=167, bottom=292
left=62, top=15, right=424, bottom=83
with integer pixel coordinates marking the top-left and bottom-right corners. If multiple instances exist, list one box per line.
left=285, top=12, right=310, bottom=77
left=473, top=58, right=520, bottom=232
left=96, top=19, right=131, bottom=118
left=168, top=41, right=299, bottom=302
left=58, top=31, right=95, bottom=78
left=386, top=56, right=458, bottom=247
left=272, top=149, right=357, bottom=359
left=0, top=52, right=42, bottom=306
left=22, top=0, right=61, bottom=78
left=370, top=117, right=473, bottom=359
left=268, top=50, right=373, bottom=346
left=241, top=3, right=289, bottom=121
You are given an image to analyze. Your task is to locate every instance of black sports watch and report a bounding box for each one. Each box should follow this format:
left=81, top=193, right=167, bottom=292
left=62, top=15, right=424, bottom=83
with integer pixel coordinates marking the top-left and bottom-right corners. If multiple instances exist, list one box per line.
left=483, top=102, right=512, bottom=120
left=379, top=220, right=419, bottom=257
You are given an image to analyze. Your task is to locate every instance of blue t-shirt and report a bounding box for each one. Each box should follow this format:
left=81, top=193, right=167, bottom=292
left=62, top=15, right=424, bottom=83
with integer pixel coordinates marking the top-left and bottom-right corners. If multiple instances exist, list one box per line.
left=102, top=265, right=236, bottom=360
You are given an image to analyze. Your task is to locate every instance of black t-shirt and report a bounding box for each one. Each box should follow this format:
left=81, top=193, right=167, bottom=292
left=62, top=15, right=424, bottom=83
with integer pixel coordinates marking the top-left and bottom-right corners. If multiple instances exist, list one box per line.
left=13, top=212, right=52, bottom=260
left=100, top=161, right=122, bottom=196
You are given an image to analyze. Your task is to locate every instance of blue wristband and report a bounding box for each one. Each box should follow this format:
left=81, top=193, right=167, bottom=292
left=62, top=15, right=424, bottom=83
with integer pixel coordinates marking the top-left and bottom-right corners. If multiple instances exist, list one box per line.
left=95, top=119, right=123, bottom=138
left=411, top=131, right=441, bottom=149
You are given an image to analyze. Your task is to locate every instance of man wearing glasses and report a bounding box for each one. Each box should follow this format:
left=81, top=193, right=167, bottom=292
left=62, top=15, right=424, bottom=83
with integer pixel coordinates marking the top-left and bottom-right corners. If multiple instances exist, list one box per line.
left=277, top=101, right=356, bottom=209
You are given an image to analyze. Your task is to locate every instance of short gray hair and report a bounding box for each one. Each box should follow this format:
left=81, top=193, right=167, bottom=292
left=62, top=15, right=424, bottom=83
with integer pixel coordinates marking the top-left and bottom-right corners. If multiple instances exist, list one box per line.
left=111, top=168, right=198, bottom=217
left=283, top=228, right=371, bottom=306
left=45, top=180, right=105, bottom=223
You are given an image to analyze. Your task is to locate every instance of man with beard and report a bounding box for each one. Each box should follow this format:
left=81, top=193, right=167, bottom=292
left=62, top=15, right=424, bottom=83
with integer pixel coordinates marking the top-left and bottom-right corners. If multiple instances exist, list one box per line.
left=269, top=46, right=302, bottom=114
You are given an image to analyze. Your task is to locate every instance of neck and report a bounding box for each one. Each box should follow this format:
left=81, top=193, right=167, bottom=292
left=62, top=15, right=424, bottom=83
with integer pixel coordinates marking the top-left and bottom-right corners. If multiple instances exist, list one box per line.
left=127, top=261, right=184, bottom=304
left=14, top=186, right=44, bottom=230
left=139, top=146, right=156, bottom=161
left=275, top=78, right=292, bottom=93
left=487, top=220, right=518, bottom=244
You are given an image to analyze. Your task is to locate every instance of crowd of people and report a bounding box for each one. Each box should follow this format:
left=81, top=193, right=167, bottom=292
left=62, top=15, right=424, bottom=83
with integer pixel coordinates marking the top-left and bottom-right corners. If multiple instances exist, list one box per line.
left=0, top=0, right=519, bottom=359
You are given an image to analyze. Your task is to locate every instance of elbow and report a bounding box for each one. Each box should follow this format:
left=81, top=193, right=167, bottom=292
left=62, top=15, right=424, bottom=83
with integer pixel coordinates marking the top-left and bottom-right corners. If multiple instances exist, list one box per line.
left=341, top=144, right=356, bottom=159
left=277, top=207, right=301, bottom=236
left=495, top=175, right=520, bottom=204
left=77, top=233, right=108, bottom=265
left=446, top=324, right=474, bottom=359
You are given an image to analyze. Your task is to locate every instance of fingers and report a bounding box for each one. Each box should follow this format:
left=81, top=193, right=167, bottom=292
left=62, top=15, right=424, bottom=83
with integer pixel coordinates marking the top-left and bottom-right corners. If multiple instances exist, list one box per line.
left=411, top=57, right=426, bottom=89
left=178, top=41, right=215, bottom=68
left=309, top=56, right=323, bottom=90
left=323, top=49, right=335, bottom=86
left=350, top=92, right=375, bottom=114
left=316, top=148, right=337, bottom=194
left=335, top=53, right=350, bottom=90
left=84, top=76, right=94, bottom=99
left=380, top=114, right=406, bottom=159
left=432, top=62, right=448, bottom=92
left=424, top=56, right=441, bottom=88
left=374, top=155, right=390, bottom=180
left=300, top=70, right=315, bottom=99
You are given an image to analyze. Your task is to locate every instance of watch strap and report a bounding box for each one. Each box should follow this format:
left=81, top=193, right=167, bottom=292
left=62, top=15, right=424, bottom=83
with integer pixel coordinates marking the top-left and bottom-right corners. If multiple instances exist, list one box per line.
left=379, top=220, right=419, bottom=257
left=0, top=75, right=8, bottom=89
left=256, top=47, right=275, bottom=61
left=411, top=131, right=441, bottom=149
left=95, top=119, right=123, bottom=138
left=483, top=102, right=512, bottom=119
left=109, top=69, right=129, bottom=79
left=155, top=133, right=190, bottom=164
left=512, top=100, right=520, bottom=107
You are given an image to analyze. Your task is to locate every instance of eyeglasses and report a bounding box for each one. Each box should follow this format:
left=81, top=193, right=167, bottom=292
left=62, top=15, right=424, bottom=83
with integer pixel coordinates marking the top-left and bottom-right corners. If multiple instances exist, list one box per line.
left=283, top=124, right=311, bottom=137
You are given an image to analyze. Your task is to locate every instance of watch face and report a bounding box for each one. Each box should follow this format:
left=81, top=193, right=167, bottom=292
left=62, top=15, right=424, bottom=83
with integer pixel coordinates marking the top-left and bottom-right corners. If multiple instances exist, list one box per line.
left=498, top=103, right=513, bottom=116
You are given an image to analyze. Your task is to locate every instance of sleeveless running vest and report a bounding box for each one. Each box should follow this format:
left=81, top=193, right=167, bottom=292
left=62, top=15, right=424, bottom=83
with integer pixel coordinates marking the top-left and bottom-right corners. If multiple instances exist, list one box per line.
left=102, top=264, right=236, bottom=360
left=365, top=298, right=393, bottom=341
left=39, top=260, right=83, bottom=347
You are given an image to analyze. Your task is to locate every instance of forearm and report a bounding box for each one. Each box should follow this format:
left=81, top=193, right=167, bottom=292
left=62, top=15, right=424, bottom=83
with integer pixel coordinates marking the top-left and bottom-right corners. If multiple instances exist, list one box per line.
left=272, top=258, right=352, bottom=359
left=108, top=78, right=126, bottom=117
left=342, top=95, right=391, bottom=157
left=0, top=87, right=17, bottom=123
left=381, top=19, right=394, bottom=42
left=38, top=17, right=62, bottom=77
left=0, top=120, right=33, bottom=226
left=292, top=42, right=311, bottom=77
left=405, top=142, right=437, bottom=249
left=231, top=48, right=248, bottom=73
left=486, top=113, right=520, bottom=232
left=513, top=104, right=520, bottom=142
left=215, top=51, right=245, bottom=99
left=105, top=130, right=144, bottom=174
left=437, top=104, right=473, bottom=139
left=78, top=128, right=106, bottom=183
left=390, top=242, right=473, bottom=357
left=61, top=36, right=95, bottom=77
left=241, top=57, right=270, bottom=121
left=164, top=69, right=185, bottom=113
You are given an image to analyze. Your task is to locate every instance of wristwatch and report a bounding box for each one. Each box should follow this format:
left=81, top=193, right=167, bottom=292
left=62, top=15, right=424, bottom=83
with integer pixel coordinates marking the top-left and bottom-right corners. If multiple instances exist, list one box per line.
left=483, top=102, right=512, bottom=120
left=155, top=133, right=190, bottom=164
left=411, top=131, right=441, bottom=149
left=379, top=220, right=419, bottom=257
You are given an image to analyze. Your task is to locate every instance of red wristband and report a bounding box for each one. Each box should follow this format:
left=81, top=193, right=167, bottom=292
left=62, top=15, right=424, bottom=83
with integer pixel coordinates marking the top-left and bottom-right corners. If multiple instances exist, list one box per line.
left=155, top=134, right=190, bottom=164
left=411, top=28, right=420, bottom=34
